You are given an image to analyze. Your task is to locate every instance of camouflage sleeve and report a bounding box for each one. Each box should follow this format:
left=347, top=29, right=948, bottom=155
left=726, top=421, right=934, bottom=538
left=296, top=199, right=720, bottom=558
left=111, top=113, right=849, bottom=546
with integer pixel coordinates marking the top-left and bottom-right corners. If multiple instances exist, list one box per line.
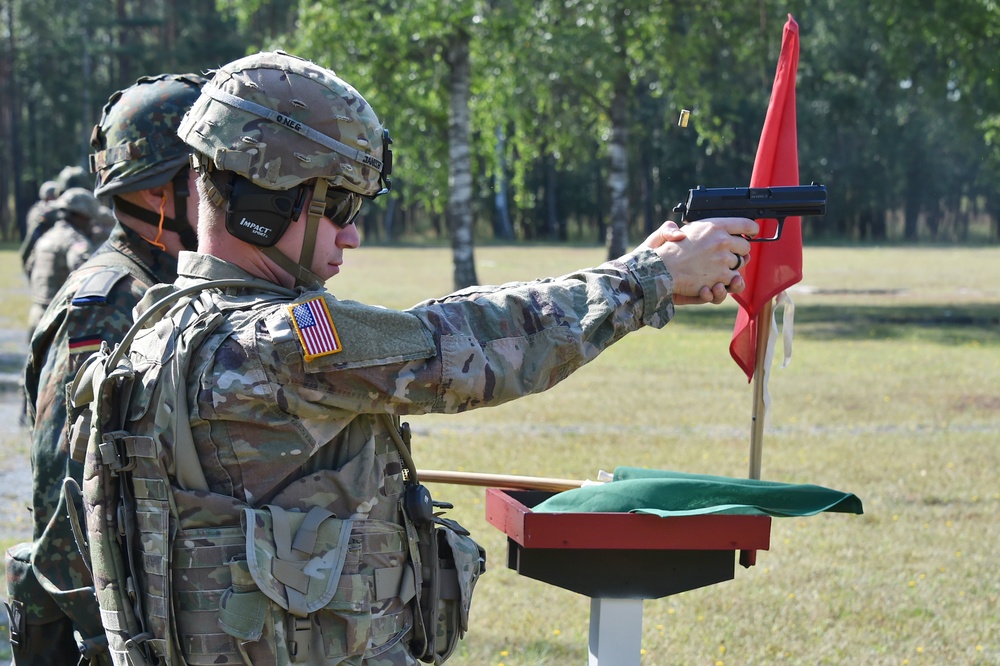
left=260, top=249, right=673, bottom=416
left=30, top=274, right=147, bottom=427
left=27, top=272, right=149, bottom=540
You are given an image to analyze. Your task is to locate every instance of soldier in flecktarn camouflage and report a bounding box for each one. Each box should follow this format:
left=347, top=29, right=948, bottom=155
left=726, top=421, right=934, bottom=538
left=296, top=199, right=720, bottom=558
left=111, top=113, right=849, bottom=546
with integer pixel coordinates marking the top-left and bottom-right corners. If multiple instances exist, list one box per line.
left=68, top=51, right=757, bottom=665
left=5, top=72, right=205, bottom=666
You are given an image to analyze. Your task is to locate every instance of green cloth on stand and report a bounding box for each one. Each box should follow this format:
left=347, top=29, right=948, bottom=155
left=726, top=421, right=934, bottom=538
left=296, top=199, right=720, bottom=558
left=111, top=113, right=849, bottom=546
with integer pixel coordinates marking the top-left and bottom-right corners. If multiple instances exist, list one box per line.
left=532, top=467, right=863, bottom=517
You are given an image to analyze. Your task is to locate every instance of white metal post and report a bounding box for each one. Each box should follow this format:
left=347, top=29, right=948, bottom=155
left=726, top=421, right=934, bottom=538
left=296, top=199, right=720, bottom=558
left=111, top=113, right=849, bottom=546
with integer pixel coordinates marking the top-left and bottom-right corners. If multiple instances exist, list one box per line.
left=588, top=598, right=643, bottom=666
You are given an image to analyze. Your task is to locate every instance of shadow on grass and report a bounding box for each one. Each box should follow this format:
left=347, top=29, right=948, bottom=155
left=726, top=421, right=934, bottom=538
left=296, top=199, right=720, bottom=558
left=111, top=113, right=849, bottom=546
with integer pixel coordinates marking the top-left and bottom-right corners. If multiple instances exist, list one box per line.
left=676, top=303, right=1000, bottom=345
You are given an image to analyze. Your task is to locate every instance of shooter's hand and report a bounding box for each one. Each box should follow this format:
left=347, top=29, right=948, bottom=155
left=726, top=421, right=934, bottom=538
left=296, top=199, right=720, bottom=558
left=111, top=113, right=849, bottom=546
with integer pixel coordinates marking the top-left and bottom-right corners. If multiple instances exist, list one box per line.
left=639, top=218, right=758, bottom=305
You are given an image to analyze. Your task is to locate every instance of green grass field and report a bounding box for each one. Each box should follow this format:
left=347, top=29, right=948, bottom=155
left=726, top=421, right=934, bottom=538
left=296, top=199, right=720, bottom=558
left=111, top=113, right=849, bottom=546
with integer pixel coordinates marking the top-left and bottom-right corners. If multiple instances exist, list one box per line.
left=1, top=242, right=998, bottom=665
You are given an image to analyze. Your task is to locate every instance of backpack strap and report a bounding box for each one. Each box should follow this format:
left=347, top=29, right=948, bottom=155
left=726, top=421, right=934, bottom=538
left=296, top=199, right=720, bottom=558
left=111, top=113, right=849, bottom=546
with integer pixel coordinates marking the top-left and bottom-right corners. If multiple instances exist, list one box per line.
left=70, top=278, right=295, bottom=410
left=108, top=278, right=296, bottom=369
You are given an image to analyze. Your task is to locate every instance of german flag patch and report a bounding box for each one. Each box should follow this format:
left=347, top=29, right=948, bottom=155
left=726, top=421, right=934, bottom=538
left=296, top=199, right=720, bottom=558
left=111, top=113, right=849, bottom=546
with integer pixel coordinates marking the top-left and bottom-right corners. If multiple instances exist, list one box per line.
left=68, top=335, right=102, bottom=355
left=288, top=297, right=342, bottom=361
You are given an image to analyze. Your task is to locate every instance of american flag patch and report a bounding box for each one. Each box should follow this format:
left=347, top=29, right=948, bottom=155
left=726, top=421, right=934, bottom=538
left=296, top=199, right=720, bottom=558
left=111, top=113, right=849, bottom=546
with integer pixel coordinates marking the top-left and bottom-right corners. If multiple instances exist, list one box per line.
left=289, top=297, right=342, bottom=360
left=68, top=335, right=102, bottom=355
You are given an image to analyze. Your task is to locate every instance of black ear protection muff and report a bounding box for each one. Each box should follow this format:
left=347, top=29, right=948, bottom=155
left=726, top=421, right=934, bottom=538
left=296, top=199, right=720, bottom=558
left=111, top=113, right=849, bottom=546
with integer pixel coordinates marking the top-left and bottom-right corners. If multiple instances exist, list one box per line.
left=225, top=177, right=306, bottom=247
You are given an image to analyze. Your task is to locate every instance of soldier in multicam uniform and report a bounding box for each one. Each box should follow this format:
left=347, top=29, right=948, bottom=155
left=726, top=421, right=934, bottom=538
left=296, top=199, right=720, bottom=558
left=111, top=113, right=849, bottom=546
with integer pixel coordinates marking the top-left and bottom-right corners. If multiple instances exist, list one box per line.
left=5, top=73, right=205, bottom=666
left=25, top=187, right=100, bottom=332
left=36, top=179, right=61, bottom=206
left=20, top=168, right=90, bottom=263
left=20, top=181, right=66, bottom=275
left=21, top=180, right=61, bottom=254
left=17, top=186, right=98, bottom=427
left=74, top=51, right=756, bottom=665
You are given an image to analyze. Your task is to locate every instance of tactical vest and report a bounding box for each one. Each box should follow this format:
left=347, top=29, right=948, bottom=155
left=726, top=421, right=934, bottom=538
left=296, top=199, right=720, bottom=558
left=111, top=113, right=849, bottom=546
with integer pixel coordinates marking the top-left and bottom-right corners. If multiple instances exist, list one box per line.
left=69, top=280, right=485, bottom=666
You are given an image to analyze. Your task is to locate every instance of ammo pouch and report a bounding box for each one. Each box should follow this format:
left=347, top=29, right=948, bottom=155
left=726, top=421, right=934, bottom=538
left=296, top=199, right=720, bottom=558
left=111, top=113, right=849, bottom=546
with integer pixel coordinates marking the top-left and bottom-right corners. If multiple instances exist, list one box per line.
left=211, top=505, right=415, bottom=665
left=407, top=506, right=486, bottom=664
left=4, top=541, right=62, bottom=651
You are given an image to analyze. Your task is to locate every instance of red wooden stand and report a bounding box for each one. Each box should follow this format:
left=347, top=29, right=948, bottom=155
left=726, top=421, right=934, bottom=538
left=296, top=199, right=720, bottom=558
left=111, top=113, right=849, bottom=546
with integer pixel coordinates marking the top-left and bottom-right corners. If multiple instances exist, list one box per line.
left=484, top=488, right=772, bottom=665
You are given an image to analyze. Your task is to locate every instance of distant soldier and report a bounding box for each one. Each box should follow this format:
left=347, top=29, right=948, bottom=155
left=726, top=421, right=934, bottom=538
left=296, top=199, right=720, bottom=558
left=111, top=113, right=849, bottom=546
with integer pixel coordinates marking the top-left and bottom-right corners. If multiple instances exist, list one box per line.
left=56, top=164, right=91, bottom=192
left=19, top=180, right=63, bottom=273
left=28, top=181, right=61, bottom=226
left=5, top=72, right=205, bottom=666
left=38, top=180, right=61, bottom=201
left=26, top=187, right=99, bottom=332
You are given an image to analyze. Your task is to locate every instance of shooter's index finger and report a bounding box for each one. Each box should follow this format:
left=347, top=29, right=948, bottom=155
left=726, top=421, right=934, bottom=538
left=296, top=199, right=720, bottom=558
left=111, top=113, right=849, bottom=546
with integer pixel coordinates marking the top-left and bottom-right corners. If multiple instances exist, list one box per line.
left=639, top=219, right=686, bottom=250
left=703, top=216, right=759, bottom=239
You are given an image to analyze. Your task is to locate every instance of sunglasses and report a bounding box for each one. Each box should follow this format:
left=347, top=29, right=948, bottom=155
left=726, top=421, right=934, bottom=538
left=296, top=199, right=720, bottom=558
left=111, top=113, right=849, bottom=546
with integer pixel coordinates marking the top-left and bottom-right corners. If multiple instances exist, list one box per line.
left=292, top=185, right=363, bottom=229
left=324, top=188, right=363, bottom=228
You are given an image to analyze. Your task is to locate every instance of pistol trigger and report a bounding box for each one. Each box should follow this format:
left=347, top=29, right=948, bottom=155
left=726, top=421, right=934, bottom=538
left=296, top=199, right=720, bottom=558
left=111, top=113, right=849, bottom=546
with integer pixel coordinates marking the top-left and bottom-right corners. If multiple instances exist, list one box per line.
left=750, top=217, right=785, bottom=242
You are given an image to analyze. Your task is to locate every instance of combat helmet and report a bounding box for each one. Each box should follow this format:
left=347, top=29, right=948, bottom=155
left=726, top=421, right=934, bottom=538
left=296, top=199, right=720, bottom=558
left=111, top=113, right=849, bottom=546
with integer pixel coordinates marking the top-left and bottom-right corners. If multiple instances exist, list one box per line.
left=57, top=166, right=91, bottom=193
left=90, top=73, right=207, bottom=250
left=178, top=50, right=392, bottom=288
left=38, top=180, right=60, bottom=200
left=57, top=187, right=101, bottom=222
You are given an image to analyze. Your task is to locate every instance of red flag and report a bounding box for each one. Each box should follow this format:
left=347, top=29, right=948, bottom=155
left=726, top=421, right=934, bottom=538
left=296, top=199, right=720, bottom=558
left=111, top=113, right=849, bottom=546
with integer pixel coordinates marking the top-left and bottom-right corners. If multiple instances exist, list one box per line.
left=730, top=15, right=802, bottom=381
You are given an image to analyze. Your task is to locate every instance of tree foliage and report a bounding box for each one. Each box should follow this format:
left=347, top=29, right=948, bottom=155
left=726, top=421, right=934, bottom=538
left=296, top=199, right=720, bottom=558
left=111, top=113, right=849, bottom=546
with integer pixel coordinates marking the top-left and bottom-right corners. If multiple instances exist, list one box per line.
left=0, top=0, right=248, bottom=237
left=2, top=0, right=997, bottom=251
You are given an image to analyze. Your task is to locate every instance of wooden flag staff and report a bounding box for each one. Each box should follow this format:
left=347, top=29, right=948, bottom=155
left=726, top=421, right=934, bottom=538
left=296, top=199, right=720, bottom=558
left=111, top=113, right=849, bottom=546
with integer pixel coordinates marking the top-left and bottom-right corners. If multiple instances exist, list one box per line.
left=748, top=297, right=774, bottom=481
left=740, top=297, right=775, bottom=568
left=418, top=469, right=585, bottom=493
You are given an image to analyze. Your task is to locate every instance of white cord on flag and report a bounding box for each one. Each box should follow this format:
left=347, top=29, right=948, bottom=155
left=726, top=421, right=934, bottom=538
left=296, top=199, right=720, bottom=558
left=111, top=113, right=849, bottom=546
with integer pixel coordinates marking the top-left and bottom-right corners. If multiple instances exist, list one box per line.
left=761, top=290, right=795, bottom=424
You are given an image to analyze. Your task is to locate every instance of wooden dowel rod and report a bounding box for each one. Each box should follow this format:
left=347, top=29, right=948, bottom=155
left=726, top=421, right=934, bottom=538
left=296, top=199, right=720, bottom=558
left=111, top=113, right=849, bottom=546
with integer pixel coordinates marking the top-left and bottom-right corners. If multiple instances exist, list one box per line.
left=417, top=469, right=586, bottom=492
left=748, top=298, right=774, bottom=481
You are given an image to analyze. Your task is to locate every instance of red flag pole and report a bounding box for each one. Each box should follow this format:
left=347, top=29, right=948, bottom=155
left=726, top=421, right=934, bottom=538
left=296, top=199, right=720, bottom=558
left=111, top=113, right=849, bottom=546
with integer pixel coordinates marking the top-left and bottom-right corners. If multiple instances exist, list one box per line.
left=738, top=14, right=801, bottom=567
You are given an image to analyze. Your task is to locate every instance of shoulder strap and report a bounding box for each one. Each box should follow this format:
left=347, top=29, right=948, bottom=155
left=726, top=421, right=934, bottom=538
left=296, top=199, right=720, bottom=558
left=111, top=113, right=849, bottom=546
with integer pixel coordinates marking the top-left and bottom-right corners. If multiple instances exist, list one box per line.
left=72, top=278, right=295, bottom=407
left=90, top=246, right=163, bottom=288
left=116, top=279, right=295, bottom=363
left=71, top=266, right=132, bottom=306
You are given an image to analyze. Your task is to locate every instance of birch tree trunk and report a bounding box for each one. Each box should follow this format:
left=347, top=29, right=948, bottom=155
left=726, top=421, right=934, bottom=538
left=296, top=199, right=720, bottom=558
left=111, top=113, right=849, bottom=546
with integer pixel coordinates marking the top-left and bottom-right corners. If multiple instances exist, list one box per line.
left=605, top=71, right=630, bottom=260
left=446, top=28, right=478, bottom=290
left=493, top=125, right=514, bottom=240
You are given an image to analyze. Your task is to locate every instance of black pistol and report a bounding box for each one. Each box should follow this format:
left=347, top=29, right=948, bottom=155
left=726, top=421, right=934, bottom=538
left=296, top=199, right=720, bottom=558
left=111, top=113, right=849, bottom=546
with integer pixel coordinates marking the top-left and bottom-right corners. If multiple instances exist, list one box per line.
left=673, top=184, right=827, bottom=242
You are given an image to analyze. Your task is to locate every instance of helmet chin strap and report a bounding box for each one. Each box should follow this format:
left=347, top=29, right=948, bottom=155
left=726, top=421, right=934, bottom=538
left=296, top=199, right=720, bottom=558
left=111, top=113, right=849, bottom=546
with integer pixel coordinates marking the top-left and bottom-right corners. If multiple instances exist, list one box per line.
left=111, top=168, right=198, bottom=251
left=260, top=178, right=327, bottom=290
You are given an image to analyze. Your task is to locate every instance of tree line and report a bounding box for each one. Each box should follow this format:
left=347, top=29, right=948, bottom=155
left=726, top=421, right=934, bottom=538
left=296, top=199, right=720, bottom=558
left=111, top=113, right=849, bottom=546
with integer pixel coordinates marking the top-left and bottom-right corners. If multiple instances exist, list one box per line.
left=3, top=0, right=998, bottom=288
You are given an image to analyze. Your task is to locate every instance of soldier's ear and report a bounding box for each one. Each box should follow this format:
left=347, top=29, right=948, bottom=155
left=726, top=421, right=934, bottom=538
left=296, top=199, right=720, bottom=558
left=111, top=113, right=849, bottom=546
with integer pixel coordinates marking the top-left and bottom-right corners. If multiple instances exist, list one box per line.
left=137, top=183, right=171, bottom=212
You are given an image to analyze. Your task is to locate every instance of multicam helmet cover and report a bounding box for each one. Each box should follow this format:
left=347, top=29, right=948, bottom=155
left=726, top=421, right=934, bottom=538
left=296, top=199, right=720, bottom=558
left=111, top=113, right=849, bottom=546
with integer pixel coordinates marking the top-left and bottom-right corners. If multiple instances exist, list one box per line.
left=38, top=180, right=60, bottom=200
left=56, top=187, right=101, bottom=220
left=56, top=166, right=91, bottom=193
left=178, top=51, right=391, bottom=198
left=90, top=73, right=207, bottom=197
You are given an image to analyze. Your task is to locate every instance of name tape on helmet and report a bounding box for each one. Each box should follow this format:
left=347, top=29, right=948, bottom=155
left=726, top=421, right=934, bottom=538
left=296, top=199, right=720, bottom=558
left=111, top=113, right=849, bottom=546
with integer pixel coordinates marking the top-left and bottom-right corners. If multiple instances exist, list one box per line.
left=202, top=86, right=384, bottom=174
